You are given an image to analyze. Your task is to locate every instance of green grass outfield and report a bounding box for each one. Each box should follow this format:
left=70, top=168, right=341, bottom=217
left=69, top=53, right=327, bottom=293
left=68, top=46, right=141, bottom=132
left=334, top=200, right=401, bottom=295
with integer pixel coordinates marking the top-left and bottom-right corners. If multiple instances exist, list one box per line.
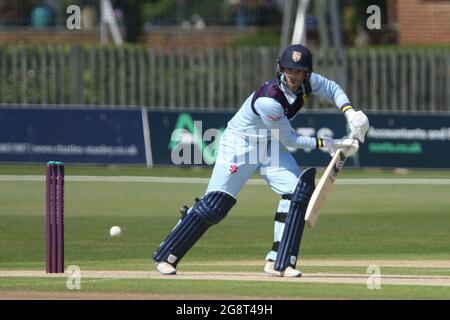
left=1, top=164, right=450, bottom=299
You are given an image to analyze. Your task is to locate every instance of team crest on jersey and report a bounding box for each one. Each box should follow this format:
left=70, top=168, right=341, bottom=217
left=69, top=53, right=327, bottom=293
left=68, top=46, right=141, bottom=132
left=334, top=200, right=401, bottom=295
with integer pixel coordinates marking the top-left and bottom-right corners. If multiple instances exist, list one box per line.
left=229, top=164, right=239, bottom=174
left=292, top=51, right=302, bottom=62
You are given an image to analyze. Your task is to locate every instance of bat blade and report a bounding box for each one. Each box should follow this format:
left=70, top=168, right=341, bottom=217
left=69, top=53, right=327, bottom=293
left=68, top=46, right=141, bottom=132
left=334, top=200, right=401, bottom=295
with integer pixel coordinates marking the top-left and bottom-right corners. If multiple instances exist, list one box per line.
left=305, top=149, right=346, bottom=228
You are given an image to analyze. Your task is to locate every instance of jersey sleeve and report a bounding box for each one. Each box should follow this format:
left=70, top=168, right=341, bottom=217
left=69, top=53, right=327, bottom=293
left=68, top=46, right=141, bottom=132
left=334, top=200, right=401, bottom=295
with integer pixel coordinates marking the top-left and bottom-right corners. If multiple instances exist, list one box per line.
left=253, top=97, right=317, bottom=149
left=310, top=72, right=351, bottom=109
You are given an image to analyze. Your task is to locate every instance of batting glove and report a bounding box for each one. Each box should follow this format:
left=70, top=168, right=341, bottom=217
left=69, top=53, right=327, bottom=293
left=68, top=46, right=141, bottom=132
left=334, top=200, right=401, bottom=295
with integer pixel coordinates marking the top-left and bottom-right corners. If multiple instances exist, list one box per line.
left=319, top=137, right=359, bottom=157
left=344, top=108, right=369, bottom=143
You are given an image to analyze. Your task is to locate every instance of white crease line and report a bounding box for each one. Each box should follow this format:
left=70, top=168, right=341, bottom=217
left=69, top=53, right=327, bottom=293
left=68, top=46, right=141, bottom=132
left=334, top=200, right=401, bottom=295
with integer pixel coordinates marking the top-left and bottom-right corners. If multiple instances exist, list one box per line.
left=0, top=277, right=118, bottom=289
left=1, top=271, right=450, bottom=286
left=0, top=175, right=449, bottom=185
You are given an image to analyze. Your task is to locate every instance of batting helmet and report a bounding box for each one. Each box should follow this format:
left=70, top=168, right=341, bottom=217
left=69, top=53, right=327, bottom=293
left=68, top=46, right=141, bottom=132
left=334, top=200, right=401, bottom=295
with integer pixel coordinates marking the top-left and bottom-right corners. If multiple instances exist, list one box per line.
left=278, top=44, right=313, bottom=76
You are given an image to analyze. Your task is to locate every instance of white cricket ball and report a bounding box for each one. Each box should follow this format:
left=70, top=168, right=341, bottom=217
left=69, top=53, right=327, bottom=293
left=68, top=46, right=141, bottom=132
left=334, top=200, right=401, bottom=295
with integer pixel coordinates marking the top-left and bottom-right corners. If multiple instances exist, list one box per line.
left=109, top=226, right=122, bottom=237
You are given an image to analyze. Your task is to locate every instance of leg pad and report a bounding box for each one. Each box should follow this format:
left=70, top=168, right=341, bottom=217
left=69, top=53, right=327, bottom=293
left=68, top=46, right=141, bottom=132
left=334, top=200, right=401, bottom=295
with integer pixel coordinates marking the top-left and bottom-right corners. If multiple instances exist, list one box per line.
left=153, top=191, right=236, bottom=266
left=274, top=168, right=316, bottom=271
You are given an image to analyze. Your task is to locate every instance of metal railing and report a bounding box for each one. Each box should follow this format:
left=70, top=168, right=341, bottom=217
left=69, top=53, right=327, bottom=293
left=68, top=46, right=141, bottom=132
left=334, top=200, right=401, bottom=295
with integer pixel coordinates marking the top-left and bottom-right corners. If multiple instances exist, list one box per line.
left=0, top=45, right=449, bottom=112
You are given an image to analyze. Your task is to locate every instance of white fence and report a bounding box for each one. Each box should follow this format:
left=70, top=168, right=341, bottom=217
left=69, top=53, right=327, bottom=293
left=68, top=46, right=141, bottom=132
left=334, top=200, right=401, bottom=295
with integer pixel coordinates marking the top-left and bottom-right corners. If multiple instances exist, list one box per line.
left=0, top=45, right=449, bottom=112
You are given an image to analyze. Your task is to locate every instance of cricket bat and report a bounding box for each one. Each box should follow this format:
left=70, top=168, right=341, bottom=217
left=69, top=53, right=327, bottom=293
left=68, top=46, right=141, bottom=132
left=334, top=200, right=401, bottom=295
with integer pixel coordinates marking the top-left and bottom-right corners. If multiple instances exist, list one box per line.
left=305, top=149, right=346, bottom=228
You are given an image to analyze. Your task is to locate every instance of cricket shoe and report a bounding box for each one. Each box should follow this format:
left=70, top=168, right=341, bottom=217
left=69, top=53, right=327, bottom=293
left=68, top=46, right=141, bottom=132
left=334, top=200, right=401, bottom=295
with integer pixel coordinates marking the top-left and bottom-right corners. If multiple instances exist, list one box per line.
left=264, top=260, right=302, bottom=277
left=156, top=262, right=177, bottom=275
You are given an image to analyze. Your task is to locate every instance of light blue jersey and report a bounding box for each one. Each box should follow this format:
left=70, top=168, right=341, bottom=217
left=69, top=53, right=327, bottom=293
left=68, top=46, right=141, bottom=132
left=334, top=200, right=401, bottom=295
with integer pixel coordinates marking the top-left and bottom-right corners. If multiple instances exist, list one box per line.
left=227, top=72, right=350, bottom=149
left=206, top=72, right=351, bottom=198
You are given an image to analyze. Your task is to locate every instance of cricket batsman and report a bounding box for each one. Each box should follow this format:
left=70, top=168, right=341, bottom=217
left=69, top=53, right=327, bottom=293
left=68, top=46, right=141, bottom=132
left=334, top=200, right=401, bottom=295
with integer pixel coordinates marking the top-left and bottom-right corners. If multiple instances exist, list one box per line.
left=153, top=44, right=369, bottom=277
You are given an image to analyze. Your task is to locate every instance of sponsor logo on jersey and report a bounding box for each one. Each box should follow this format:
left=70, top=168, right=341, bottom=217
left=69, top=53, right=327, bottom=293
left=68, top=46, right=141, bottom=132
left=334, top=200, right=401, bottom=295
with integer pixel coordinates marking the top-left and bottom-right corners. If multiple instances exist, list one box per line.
left=266, top=114, right=282, bottom=121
